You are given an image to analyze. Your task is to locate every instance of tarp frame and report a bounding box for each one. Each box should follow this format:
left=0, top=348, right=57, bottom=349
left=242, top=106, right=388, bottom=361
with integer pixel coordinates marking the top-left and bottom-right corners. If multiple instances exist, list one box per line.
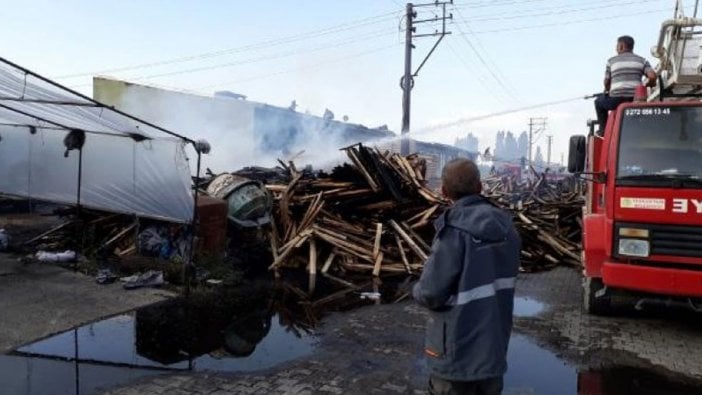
left=0, top=56, right=204, bottom=266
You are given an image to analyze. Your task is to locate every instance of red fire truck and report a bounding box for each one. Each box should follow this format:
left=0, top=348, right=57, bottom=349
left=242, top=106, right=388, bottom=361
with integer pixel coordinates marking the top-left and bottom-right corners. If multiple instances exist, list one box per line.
left=569, top=11, right=702, bottom=314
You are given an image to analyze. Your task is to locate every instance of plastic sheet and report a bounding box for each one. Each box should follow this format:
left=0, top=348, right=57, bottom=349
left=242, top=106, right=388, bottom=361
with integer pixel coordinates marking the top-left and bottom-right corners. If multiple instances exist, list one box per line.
left=0, top=57, right=194, bottom=223
left=0, top=126, right=193, bottom=223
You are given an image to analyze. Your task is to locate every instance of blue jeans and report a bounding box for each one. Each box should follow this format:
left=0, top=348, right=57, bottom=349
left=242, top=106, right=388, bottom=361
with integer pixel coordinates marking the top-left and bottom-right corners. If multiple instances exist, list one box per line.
left=594, top=94, right=632, bottom=133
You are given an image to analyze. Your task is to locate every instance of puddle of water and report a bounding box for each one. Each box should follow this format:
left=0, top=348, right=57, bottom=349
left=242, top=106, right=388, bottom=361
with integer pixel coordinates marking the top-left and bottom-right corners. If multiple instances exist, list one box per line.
left=513, top=297, right=545, bottom=317
left=503, top=335, right=702, bottom=395
left=4, top=286, right=318, bottom=395
left=0, top=355, right=169, bottom=395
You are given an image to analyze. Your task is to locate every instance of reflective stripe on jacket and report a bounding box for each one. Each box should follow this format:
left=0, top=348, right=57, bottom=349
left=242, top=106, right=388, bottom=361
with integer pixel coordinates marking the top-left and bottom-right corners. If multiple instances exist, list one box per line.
left=412, top=194, right=521, bottom=382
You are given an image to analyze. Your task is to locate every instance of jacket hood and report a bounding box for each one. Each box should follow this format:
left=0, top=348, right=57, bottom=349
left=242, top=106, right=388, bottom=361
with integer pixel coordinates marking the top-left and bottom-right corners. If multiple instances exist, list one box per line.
left=443, top=195, right=511, bottom=242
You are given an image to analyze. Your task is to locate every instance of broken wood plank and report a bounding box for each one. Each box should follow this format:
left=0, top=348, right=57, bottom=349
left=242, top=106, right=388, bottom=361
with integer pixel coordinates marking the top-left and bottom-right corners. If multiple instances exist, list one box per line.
left=389, top=220, right=428, bottom=261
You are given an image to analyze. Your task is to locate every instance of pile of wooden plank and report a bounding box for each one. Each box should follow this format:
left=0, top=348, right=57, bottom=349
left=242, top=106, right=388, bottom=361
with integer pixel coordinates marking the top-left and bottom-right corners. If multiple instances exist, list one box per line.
left=484, top=169, right=583, bottom=271
left=23, top=210, right=139, bottom=258
left=266, top=144, right=446, bottom=295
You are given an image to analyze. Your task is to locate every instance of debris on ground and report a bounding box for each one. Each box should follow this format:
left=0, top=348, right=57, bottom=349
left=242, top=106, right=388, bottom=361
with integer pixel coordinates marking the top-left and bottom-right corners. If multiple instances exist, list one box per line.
left=35, top=250, right=77, bottom=263
left=483, top=169, right=583, bottom=271
left=265, top=143, right=446, bottom=301
left=96, top=268, right=118, bottom=284
left=122, top=270, right=165, bottom=290
left=261, top=148, right=583, bottom=304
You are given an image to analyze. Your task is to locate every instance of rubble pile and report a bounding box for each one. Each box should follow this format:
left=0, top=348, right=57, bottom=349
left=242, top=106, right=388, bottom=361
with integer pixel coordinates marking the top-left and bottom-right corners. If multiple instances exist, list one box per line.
left=264, top=146, right=585, bottom=301
left=483, top=170, right=583, bottom=271
left=23, top=210, right=139, bottom=258
left=266, top=144, right=447, bottom=295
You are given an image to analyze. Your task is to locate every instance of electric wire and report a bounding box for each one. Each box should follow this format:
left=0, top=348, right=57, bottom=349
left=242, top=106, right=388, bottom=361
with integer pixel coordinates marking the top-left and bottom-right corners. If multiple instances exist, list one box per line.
left=446, top=42, right=513, bottom=106
left=191, top=44, right=398, bottom=91
left=452, top=6, right=522, bottom=104
left=68, top=29, right=398, bottom=88
left=455, top=0, right=549, bottom=9
left=55, top=8, right=402, bottom=79
left=126, top=29, right=396, bottom=81
left=462, top=7, right=692, bottom=35
left=414, top=95, right=584, bottom=135
left=461, top=0, right=666, bottom=23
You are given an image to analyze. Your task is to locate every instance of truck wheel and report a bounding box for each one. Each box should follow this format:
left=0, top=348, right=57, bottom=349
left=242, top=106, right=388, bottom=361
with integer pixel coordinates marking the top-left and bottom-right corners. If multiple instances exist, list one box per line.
left=583, top=277, right=611, bottom=315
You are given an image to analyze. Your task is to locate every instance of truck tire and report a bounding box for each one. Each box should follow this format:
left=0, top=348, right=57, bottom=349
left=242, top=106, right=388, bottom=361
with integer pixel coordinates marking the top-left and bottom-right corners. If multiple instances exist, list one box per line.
left=583, top=277, right=611, bottom=315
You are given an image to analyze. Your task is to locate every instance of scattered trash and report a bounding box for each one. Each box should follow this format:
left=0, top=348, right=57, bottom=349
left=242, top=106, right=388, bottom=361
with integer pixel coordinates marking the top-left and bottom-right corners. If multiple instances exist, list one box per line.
left=483, top=168, right=583, bottom=270
left=122, top=270, right=165, bottom=290
left=119, top=274, right=139, bottom=283
left=95, top=269, right=118, bottom=285
left=35, top=250, right=77, bottom=263
left=0, top=229, right=8, bottom=251
left=359, top=292, right=381, bottom=301
left=137, top=227, right=169, bottom=258
left=137, top=225, right=191, bottom=262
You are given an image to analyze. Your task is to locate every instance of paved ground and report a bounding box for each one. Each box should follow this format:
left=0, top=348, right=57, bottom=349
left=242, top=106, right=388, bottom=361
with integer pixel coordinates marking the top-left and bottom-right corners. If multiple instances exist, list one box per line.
left=101, top=267, right=702, bottom=395
left=0, top=253, right=173, bottom=353
left=515, top=267, right=702, bottom=380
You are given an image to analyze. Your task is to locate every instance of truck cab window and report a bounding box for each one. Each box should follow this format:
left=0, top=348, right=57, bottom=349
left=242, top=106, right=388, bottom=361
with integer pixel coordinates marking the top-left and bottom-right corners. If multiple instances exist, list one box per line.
left=617, top=107, right=702, bottom=184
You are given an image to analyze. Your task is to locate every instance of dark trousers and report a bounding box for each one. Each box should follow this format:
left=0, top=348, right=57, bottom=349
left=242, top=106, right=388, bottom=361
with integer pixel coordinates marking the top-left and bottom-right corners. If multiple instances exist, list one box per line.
left=429, top=375, right=503, bottom=395
left=594, top=94, right=632, bottom=133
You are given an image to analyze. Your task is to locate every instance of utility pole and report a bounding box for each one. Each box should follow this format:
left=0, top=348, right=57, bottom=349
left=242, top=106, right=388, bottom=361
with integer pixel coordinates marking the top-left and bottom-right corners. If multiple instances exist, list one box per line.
left=546, top=135, right=553, bottom=167
left=527, top=117, right=547, bottom=168
left=400, top=1, right=453, bottom=155
left=401, top=3, right=414, bottom=156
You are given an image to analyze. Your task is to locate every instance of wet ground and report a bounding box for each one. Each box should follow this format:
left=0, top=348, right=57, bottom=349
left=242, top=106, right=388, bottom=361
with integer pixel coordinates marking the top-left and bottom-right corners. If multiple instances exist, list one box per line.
left=2, top=267, right=701, bottom=394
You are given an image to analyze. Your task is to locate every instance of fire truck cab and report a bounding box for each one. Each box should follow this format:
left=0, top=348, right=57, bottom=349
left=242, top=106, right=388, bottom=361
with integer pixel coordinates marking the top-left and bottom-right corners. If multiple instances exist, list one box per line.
left=569, top=9, right=702, bottom=315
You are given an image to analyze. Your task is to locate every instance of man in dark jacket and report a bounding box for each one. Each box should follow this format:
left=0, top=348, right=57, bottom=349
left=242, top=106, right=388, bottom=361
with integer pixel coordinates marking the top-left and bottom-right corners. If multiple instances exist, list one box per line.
left=413, top=158, right=521, bottom=395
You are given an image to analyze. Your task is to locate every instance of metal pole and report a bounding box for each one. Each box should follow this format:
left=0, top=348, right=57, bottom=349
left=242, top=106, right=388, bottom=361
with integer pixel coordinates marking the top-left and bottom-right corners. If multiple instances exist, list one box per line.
left=400, top=3, right=414, bottom=156
left=184, top=150, right=202, bottom=298
left=546, top=135, right=553, bottom=167
left=77, top=148, right=82, bottom=216
left=0, top=56, right=195, bottom=144
left=528, top=118, right=534, bottom=168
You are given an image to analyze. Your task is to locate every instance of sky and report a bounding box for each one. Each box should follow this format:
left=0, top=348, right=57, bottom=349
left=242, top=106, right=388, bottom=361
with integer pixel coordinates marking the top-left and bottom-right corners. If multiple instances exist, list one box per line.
left=0, top=0, right=695, bottom=165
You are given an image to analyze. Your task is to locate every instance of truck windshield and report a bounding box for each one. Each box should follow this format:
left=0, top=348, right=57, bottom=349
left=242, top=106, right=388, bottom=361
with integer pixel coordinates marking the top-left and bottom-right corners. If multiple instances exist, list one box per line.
left=617, top=106, right=702, bottom=186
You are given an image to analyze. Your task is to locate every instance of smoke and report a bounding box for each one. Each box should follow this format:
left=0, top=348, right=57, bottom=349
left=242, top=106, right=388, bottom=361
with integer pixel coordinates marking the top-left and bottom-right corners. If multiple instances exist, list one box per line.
left=99, top=80, right=396, bottom=173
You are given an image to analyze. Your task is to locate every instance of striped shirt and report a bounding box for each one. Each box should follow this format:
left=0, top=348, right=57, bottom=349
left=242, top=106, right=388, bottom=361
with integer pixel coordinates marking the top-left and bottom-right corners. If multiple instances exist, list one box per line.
left=605, top=52, right=653, bottom=97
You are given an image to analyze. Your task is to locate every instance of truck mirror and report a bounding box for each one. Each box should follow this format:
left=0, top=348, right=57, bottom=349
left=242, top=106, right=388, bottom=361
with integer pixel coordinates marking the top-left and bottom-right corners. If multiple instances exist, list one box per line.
left=568, top=135, right=586, bottom=173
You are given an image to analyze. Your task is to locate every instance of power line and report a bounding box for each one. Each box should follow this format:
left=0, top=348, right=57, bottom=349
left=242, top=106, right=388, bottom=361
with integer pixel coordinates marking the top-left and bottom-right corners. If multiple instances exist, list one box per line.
left=126, top=29, right=396, bottom=81
left=455, top=0, right=665, bottom=20
left=68, top=29, right=397, bottom=88
left=452, top=6, right=522, bottom=104
left=459, top=7, right=690, bottom=35
left=414, top=95, right=585, bottom=135
left=528, top=117, right=546, bottom=168
left=400, top=1, right=453, bottom=155
left=455, top=0, right=549, bottom=9
left=191, top=44, right=398, bottom=91
left=446, top=42, right=513, bottom=106
left=54, top=9, right=402, bottom=79
left=460, top=0, right=665, bottom=23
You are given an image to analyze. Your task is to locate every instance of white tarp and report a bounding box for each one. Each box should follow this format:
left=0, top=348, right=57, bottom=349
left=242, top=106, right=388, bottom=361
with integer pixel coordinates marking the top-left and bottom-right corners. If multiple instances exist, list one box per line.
left=0, top=125, right=193, bottom=222
left=0, top=57, right=194, bottom=223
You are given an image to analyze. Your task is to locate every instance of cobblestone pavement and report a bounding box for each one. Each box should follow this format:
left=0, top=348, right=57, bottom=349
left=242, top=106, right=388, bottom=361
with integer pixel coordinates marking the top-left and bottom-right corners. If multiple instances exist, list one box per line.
left=514, top=267, right=702, bottom=380
left=104, top=267, right=702, bottom=394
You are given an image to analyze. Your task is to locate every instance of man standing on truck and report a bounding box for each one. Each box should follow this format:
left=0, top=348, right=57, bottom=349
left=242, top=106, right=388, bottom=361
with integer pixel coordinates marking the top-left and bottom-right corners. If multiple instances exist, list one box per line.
left=595, top=35, right=657, bottom=134
left=413, top=158, right=521, bottom=395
